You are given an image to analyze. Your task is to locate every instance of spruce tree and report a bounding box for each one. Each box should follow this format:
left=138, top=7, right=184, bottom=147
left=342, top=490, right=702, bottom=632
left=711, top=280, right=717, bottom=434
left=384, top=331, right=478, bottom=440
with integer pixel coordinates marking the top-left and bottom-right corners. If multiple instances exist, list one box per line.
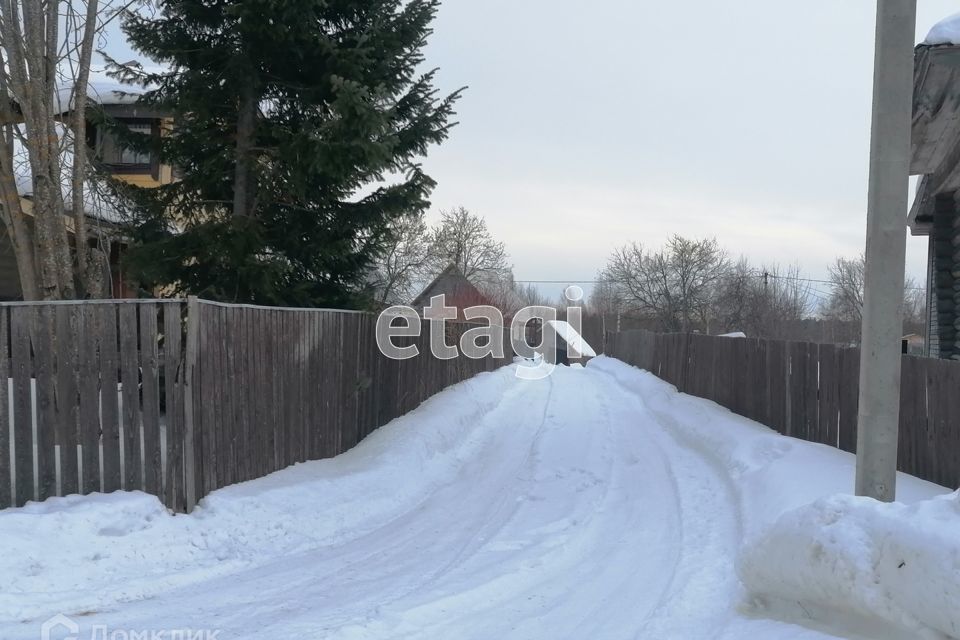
left=111, top=0, right=461, bottom=307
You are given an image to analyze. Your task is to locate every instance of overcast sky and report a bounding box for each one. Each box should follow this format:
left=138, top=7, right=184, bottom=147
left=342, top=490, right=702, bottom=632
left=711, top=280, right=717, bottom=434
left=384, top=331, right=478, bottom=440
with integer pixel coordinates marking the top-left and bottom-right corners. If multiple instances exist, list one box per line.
left=105, top=2, right=960, bottom=301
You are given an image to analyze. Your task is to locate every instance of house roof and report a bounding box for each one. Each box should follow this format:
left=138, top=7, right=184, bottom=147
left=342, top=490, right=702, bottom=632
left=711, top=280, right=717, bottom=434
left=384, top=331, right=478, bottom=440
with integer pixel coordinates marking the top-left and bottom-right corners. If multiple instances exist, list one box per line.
left=53, top=71, right=146, bottom=115
left=411, top=264, right=494, bottom=310
left=909, top=44, right=960, bottom=234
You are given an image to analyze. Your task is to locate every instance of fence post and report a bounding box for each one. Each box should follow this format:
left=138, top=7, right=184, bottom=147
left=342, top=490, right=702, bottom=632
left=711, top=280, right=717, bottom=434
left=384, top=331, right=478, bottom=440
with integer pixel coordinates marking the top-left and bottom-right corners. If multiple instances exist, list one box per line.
left=183, top=297, right=200, bottom=512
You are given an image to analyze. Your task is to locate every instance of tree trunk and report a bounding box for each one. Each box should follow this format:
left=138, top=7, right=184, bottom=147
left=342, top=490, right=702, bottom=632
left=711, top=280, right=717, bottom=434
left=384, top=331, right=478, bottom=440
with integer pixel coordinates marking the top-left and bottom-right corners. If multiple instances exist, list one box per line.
left=0, top=45, right=39, bottom=300
left=232, top=78, right=258, bottom=219
left=0, top=154, right=40, bottom=300
left=72, top=0, right=100, bottom=297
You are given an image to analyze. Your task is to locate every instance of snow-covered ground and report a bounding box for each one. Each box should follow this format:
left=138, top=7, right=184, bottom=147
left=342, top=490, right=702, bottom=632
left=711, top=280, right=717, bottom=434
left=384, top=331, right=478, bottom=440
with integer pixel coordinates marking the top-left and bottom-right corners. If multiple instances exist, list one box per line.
left=0, top=357, right=954, bottom=639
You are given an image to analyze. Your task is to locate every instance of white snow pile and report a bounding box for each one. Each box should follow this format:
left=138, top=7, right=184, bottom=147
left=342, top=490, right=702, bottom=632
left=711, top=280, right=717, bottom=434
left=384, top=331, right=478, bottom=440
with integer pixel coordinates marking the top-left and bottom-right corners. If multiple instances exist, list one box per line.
left=53, top=70, right=145, bottom=115
left=589, top=357, right=956, bottom=638
left=739, top=492, right=960, bottom=639
left=0, top=368, right=516, bottom=622
left=925, top=12, right=960, bottom=46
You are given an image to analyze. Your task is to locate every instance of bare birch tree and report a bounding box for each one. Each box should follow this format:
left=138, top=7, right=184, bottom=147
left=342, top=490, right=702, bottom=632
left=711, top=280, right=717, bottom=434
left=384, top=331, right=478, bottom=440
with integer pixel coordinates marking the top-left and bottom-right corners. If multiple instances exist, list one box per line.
left=824, top=254, right=866, bottom=323
left=602, top=235, right=729, bottom=332
left=713, top=260, right=812, bottom=338
left=825, top=254, right=924, bottom=335
left=370, top=212, right=429, bottom=305
left=425, top=207, right=511, bottom=288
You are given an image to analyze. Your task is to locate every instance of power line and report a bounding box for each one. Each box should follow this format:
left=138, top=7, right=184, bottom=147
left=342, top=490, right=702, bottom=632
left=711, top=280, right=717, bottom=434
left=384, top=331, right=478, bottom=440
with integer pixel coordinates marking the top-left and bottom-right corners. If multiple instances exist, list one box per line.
left=515, top=273, right=926, bottom=292
left=514, top=280, right=600, bottom=284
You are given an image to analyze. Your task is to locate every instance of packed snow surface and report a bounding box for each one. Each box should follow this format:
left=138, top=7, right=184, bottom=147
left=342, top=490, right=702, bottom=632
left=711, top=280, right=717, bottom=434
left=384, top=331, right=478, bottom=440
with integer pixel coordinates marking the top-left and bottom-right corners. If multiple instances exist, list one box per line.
left=925, top=12, right=960, bottom=45
left=0, top=357, right=952, bottom=639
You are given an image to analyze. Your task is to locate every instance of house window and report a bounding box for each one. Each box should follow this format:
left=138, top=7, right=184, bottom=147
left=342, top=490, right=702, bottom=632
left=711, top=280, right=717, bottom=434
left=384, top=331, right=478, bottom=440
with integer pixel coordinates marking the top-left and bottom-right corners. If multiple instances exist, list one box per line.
left=96, top=119, right=155, bottom=174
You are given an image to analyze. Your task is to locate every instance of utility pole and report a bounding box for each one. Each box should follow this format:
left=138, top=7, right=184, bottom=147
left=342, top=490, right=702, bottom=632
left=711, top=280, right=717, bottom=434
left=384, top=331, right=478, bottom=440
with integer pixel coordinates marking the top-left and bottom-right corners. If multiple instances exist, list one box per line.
left=856, top=0, right=916, bottom=502
left=762, top=271, right=769, bottom=337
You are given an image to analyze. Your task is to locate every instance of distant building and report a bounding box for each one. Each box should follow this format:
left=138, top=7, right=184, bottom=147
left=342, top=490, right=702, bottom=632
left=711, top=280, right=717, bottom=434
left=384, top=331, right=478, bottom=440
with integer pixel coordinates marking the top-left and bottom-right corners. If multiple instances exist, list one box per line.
left=411, top=264, right=496, bottom=319
left=902, top=333, right=925, bottom=356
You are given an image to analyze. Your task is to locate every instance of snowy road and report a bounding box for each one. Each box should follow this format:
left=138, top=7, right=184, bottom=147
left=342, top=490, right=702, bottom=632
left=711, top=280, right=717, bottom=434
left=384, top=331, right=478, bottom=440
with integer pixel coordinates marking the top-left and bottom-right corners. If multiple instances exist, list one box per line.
left=0, top=358, right=948, bottom=639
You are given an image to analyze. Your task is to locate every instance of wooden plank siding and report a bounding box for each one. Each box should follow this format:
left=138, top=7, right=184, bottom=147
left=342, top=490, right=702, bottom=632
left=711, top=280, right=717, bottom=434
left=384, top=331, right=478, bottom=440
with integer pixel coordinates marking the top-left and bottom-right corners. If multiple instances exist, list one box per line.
left=607, top=329, right=960, bottom=490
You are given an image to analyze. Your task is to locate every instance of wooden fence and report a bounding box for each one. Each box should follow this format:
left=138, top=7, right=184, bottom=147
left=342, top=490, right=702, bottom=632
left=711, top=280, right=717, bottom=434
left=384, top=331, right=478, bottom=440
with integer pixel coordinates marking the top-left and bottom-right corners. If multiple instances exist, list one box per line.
left=607, top=330, right=960, bottom=490
left=0, top=298, right=510, bottom=512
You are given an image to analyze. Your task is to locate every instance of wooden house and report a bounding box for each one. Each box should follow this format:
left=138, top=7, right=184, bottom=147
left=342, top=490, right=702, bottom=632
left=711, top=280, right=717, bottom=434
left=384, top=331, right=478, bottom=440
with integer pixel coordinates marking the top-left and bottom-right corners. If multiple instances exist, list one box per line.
left=909, top=43, right=960, bottom=358
left=0, top=74, right=175, bottom=300
left=411, top=264, right=498, bottom=319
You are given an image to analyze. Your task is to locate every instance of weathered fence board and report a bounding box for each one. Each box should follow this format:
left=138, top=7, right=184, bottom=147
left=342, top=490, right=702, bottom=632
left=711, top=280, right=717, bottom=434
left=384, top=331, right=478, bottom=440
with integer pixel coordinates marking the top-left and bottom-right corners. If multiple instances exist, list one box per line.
left=164, top=303, right=185, bottom=512
left=11, top=307, right=33, bottom=505
left=767, top=339, right=788, bottom=434
left=78, top=305, right=100, bottom=494
left=608, top=329, right=960, bottom=489
left=99, top=305, right=121, bottom=494
left=118, top=305, right=140, bottom=491
left=818, top=344, right=840, bottom=448
left=33, top=306, right=57, bottom=500
left=0, top=309, right=9, bottom=508
left=140, top=303, right=162, bottom=497
left=54, top=305, right=79, bottom=497
left=838, top=347, right=860, bottom=454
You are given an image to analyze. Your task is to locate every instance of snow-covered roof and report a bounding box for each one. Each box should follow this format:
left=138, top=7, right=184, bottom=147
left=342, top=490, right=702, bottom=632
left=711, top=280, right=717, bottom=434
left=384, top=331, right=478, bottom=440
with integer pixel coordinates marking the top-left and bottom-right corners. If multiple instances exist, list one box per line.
left=546, top=320, right=597, bottom=357
left=924, top=13, right=960, bottom=45
left=52, top=70, right=145, bottom=115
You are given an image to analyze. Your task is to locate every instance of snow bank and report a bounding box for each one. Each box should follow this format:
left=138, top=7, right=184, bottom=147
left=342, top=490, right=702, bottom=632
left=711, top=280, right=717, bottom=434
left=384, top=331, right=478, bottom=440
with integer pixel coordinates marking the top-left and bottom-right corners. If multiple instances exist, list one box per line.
left=925, top=13, right=960, bottom=46
left=740, top=492, right=960, bottom=639
left=0, top=366, right=517, bottom=622
left=589, top=357, right=945, bottom=533
left=588, top=356, right=954, bottom=637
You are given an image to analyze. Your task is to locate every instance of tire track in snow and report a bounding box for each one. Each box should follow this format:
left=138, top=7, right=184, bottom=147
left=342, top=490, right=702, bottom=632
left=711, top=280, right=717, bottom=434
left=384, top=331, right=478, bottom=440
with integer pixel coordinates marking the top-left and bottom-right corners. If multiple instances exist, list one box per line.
left=590, top=366, right=740, bottom=638
left=5, top=363, right=857, bottom=640
left=350, top=366, right=686, bottom=640
left=57, top=369, right=562, bottom=639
